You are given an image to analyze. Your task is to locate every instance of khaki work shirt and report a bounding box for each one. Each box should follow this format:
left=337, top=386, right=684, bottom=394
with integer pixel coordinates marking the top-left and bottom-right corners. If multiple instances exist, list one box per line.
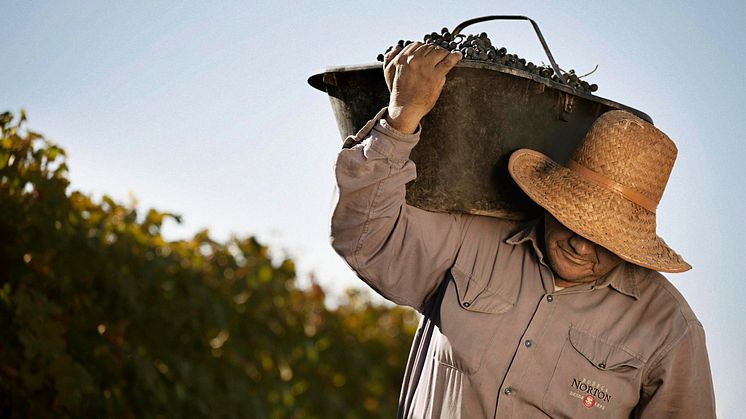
left=330, top=108, right=716, bottom=418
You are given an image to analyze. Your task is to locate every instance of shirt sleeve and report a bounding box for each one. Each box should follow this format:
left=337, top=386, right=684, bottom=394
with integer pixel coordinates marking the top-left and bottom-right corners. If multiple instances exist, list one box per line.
left=634, top=321, right=716, bottom=418
left=330, top=107, right=471, bottom=312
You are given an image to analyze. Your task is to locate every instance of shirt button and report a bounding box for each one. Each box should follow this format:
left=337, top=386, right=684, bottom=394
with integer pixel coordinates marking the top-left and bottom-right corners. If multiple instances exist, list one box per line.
left=599, top=362, right=606, bottom=369
left=524, top=339, right=533, bottom=348
left=546, top=295, right=554, bottom=302
left=462, top=302, right=471, bottom=307
left=503, top=386, right=513, bottom=395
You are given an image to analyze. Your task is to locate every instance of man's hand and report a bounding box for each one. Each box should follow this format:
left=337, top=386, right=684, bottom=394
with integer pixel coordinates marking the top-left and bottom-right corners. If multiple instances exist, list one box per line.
left=382, top=42, right=462, bottom=134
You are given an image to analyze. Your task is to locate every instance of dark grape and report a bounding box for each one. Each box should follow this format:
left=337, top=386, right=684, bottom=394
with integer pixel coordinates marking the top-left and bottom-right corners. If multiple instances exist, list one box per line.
left=378, top=27, right=599, bottom=93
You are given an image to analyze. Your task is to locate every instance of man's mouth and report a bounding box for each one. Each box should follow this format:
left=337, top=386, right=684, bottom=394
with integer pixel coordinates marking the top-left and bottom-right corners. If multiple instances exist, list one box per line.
left=558, top=244, right=593, bottom=265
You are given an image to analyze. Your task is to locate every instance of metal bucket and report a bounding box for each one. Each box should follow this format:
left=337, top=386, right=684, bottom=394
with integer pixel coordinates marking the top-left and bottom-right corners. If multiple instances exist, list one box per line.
left=309, top=15, right=652, bottom=220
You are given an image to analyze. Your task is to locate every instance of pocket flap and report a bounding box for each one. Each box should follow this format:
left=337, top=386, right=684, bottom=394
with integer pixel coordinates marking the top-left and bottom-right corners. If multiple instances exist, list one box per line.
left=569, top=327, right=645, bottom=370
left=449, top=267, right=513, bottom=314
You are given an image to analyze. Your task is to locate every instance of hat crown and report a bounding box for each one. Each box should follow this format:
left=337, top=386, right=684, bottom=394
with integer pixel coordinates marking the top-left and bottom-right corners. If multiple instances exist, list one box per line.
left=571, top=110, right=678, bottom=206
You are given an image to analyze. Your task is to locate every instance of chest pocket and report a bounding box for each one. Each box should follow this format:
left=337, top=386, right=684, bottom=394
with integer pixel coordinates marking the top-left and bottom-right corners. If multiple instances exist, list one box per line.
left=433, top=266, right=513, bottom=375
left=542, top=327, right=646, bottom=419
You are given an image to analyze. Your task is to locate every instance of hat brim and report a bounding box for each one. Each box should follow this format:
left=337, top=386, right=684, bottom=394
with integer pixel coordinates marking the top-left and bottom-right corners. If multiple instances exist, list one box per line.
left=508, top=149, right=691, bottom=273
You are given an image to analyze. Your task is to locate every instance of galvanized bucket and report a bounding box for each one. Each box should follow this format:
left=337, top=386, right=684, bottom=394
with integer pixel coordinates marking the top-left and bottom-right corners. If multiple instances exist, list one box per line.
left=309, top=15, right=652, bottom=220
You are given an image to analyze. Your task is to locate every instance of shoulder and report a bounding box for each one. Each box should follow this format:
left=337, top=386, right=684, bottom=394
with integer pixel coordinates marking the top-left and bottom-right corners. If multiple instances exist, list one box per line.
left=457, top=215, right=536, bottom=262
left=636, top=267, right=702, bottom=327
left=462, top=214, right=533, bottom=242
left=630, top=266, right=707, bottom=367
left=634, top=267, right=702, bottom=359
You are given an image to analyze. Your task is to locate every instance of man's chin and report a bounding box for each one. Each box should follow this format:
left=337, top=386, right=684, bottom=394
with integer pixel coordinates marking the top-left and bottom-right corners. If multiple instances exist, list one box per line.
left=552, top=266, right=596, bottom=285
left=549, top=260, right=592, bottom=283
left=558, top=278, right=593, bottom=286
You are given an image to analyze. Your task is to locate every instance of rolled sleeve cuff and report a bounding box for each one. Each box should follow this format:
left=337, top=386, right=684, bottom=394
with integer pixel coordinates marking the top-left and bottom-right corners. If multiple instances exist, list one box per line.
left=343, top=107, right=422, bottom=164
left=360, top=109, right=420, bottom=163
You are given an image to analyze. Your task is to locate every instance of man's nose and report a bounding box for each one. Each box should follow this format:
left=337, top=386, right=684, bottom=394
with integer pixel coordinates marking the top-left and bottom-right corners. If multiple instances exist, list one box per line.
left=569, top=234, right=596, bottom=256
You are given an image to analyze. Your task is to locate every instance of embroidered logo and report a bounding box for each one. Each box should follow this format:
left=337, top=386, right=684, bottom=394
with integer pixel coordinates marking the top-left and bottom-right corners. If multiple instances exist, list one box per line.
left=568, top=377, right=612, bottom=411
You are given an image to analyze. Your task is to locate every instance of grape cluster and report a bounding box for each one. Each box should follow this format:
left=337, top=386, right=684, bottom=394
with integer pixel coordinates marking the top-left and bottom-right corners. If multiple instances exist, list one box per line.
left=377, top=27, right=598, bottom=94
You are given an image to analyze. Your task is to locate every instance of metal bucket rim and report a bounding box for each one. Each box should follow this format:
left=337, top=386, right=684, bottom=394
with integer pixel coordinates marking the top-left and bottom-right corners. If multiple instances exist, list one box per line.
left=307, top=61, right=652, bottom=124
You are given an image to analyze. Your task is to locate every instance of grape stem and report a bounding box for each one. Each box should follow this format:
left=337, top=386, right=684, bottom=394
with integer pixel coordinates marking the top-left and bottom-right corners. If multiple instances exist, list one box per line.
left=550, top=64, right=598, bottom=79
left=577, top=65, right=599, bottom=79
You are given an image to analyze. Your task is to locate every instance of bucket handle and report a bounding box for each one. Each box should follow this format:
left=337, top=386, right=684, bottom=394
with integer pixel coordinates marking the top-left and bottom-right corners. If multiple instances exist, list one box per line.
left=452, top=15, right=568, bottom=84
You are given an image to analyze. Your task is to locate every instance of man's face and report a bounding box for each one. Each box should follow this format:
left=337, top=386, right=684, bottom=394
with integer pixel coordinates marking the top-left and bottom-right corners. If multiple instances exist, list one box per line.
left=542, top=213, right=623, bottom=286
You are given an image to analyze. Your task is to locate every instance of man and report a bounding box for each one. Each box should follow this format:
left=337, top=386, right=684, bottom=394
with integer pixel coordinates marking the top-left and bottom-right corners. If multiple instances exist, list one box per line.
left=330, top=41, right=715, bottom=418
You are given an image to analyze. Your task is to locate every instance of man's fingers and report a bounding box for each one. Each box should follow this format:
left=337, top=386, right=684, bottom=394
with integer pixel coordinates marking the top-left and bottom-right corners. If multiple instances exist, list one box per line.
left=410, top=42, right=429, bottom=57
left=390, top=42, right=453, bottom=66
left=435, top=50, right=463, bottom=74
left=416, top=44, right=441, bottom=57
left=424, top=45, right=450, bottom=61
left=383, top=45, right=403, bottom=66
left=402, top=41, right=423, bottom=55
left=393, top=41, right=424, bottom=64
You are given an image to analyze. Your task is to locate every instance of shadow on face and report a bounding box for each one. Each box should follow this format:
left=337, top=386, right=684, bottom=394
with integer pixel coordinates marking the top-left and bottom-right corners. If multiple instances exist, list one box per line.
left=542, top=213, right=622, bottom=286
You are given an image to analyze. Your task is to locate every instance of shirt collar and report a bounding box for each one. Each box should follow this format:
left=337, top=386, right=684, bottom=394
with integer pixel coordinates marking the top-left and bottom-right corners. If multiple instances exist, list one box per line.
left=595, top=262, right=640, bottom=299
left=505, top=218, right=547, bottom=264
left=505, top=218, right=640, bottom=299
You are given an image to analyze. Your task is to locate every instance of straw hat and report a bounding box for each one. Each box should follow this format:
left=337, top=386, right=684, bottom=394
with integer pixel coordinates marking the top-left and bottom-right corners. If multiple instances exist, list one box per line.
left=508, top=110, right=691, bottom=273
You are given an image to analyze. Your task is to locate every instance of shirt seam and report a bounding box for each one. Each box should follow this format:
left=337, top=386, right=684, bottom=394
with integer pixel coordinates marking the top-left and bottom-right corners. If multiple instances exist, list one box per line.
left=645, top=269, right=701, bottom=325
left=637, top=271, right=703, bottom=393
left=641, top=322, right=698, bottom=395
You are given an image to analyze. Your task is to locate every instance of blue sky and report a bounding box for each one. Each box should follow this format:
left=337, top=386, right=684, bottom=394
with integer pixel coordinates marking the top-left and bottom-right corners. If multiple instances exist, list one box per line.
left=2, top=0, right=744, bottom=415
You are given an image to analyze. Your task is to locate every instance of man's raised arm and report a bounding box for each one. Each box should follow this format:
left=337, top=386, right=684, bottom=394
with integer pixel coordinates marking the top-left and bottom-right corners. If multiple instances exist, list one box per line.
left=330, top=42, right=466, bottom=312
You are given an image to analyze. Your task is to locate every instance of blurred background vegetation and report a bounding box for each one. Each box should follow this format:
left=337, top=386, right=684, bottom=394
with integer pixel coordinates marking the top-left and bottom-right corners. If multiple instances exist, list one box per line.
left=0, top=111, right=418, bottom=418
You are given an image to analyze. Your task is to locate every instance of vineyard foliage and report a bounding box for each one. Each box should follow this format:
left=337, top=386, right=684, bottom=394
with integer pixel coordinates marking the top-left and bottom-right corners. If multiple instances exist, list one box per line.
left=0, top=111, right=418, bottom=418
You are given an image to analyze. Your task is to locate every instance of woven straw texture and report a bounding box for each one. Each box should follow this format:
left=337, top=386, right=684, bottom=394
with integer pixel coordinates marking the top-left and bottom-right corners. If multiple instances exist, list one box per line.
left=508, top=110, right=691, bottom=273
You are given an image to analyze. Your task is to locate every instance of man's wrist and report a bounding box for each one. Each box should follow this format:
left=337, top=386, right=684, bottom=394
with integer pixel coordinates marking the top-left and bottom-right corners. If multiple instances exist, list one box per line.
left=385, top=106, right=423, bottom=134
